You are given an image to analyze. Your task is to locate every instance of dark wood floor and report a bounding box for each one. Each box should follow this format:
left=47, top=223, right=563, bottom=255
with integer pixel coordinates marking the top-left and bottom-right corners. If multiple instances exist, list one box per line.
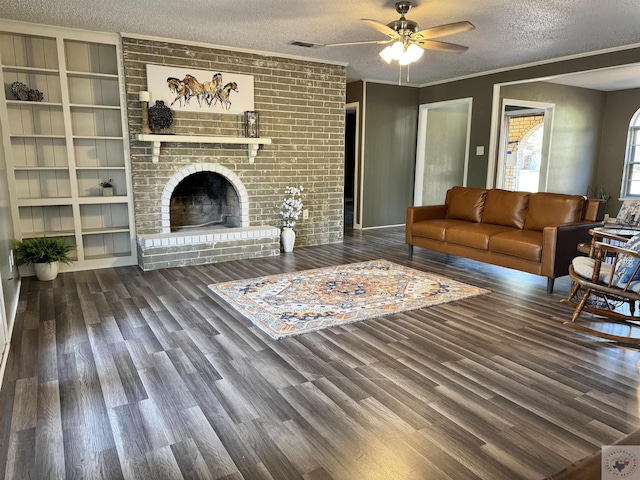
left=1, top=227, right=639, bottom=479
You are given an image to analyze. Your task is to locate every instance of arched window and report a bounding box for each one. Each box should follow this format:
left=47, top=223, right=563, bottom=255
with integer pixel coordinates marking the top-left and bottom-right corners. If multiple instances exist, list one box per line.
left=622, top=109, right=640, bottom=197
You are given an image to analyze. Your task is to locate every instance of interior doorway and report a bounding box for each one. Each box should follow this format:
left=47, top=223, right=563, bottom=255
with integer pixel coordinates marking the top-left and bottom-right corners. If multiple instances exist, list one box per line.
left=344, top=103, right=360, bottom=229
left=414, top=98, right=472, bottom=206
left=495, top=99, right=554, bottom=192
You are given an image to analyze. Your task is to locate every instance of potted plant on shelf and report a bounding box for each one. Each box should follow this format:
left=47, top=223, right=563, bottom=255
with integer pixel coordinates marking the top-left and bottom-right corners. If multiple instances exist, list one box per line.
left=14, top=237, right=74, bottom=281
left=279, top=185, right=304, bottom=253
left=100, top=179, right=114, bottom=196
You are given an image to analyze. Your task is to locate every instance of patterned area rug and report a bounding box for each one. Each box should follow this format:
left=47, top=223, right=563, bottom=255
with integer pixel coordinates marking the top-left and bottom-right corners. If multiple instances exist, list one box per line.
left=209, top=259, right=490, bottom=340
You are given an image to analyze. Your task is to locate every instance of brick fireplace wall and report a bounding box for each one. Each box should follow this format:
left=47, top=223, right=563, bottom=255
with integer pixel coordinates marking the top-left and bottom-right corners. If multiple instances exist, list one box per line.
left=122, top=36, right=346, bottom=268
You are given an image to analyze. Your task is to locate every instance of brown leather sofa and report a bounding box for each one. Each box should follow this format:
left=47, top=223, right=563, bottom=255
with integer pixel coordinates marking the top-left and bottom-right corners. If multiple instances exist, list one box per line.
left=406, top=186, right=606, bottom=293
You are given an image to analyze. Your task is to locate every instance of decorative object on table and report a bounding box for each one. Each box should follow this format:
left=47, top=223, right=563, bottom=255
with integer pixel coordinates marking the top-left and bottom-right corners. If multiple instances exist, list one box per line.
left=14, top=236, right=74, bottom=281
left=209, top=259, right=490, bottom=340
left=100, top=179, right=114, bottom=196
left=10, top=81, right=43, bottom=102
left=147, top=100, right=173, bottom=133
left=243, top=111, right=259, bottom=137
left=139, top=90, right=151, bottom=134
left=146, top=64, right=255, bottom=115
left=616, top=200, right=640, bottom=226
left=279, top=185, right=304, bottom=252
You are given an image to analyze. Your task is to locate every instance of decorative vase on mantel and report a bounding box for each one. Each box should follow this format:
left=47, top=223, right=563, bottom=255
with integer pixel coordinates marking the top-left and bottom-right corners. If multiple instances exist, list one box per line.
left=281, top=227, right=296, bottom=253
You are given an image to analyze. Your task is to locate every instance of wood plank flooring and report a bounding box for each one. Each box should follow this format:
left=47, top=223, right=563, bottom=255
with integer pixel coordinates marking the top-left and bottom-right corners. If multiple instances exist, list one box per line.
left=1, top=227, right=639, bottom=479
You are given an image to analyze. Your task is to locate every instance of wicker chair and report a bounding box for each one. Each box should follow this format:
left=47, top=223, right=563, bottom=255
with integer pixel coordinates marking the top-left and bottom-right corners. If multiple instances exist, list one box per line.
left=562, top=228, right=640, bottom=343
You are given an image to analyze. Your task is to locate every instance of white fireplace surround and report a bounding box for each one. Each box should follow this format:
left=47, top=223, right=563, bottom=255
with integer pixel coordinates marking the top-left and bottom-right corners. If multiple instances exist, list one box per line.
left=161, top=163, right=250, bottom=233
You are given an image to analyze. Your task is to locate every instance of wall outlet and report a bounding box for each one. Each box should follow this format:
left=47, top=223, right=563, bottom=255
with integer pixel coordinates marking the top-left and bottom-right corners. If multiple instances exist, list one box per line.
left=476, top=146, right=485, bottom=156
left=303, top=209, right=309, bottom=220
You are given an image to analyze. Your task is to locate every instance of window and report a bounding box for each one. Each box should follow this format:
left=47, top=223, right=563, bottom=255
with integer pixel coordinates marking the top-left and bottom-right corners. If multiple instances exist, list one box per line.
left=622, top=109, right=640, bottom=197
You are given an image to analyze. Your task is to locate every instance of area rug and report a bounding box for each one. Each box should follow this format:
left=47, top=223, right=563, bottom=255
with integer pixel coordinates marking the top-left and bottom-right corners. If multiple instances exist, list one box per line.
left=208, top=259, right=490, bottom=340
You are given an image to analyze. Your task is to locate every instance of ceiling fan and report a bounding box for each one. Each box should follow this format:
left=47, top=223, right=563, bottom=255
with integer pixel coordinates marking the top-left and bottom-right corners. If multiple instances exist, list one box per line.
left=324, top=1, right=475, bottom=65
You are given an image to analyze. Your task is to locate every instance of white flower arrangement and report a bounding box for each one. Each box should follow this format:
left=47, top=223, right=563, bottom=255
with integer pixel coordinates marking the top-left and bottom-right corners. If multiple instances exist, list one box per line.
left=279, top=185, right=304, bottom=228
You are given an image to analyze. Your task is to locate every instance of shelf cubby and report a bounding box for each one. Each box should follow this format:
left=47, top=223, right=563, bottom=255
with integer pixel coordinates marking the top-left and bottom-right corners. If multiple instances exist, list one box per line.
left=14, top=170, right=71, bottom=199
left=83, top=232, right=131, bottom=259
left=11, top=136, right=67, bottom=168
left=73, top=137, right=125, bottom=168
left=2, top=71, right=62, bottom=104
left=76, top=169, right=126, bottom=197
left=0, top=32, right=58, bottom=69
left=19, top=205, right=74, bottom=236
left=70, top=107, right=122, bottom=137
left=80, top=203, right=129, bottom=231
left=7, top=103, right=65, bottom=136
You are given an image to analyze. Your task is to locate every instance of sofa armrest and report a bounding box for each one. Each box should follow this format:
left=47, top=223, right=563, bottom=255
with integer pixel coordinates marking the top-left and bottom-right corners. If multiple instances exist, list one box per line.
left=541, top=221, right=605, bottom=278
left=406, top=205, right=447, bottom=244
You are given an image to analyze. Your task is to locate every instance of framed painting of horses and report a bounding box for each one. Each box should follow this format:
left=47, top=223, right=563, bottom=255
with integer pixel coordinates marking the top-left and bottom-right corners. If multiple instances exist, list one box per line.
left=146, top=64, right=255, bottom=115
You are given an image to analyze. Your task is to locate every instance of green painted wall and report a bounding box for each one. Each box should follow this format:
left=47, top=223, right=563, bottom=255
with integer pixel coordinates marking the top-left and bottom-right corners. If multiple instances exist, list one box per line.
left=500, top=81, right=606, bottom=195
left=362, top=82, right=419, bottom=228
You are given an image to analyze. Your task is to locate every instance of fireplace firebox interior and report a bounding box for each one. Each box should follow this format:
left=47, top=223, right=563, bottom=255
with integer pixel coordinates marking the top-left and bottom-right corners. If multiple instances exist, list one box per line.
left=170, top=172, right=240, bottom=231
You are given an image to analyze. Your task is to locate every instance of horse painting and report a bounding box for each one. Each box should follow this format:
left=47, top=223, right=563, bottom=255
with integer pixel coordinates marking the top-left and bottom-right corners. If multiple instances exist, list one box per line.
left=167, top=77, right=190, bottom=107
left=216, top=82, right=239, bottom=110
left=152, top=65, right=253, bottom=114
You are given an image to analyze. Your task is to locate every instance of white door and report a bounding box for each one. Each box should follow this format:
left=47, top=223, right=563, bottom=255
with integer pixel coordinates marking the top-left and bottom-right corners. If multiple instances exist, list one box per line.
left=414, top=98, right=472, bottom=206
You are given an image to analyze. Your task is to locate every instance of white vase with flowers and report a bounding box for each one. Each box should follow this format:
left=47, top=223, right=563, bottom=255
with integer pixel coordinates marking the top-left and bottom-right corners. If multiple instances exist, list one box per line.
left=279, top=185, right=304, bottom=252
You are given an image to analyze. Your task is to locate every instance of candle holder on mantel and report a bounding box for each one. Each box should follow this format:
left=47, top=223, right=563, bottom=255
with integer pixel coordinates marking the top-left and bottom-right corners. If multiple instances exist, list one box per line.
left=139, top=90, right=151, bottom=135
left=243, top=111, right=259, bottom=138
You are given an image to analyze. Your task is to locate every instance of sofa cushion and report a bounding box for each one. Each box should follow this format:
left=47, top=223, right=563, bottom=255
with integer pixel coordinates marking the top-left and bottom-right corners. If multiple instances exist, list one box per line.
left=412, top=219, right=469, bottom=242
left=446, top=224, right=516, bottom=250
left=481, top=189, right=530, bottom=229
left=445, top=187, right=488, bottom=223
left=524, top=192, right=585, bottom=231
left=488, top=230, right=543, bottom=262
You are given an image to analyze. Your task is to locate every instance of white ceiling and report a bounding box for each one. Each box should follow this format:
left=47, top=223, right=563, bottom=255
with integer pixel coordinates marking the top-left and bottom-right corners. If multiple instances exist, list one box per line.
left=2, top=0, right=640, bottom=86
left=545, top=64, right=640, bottom=92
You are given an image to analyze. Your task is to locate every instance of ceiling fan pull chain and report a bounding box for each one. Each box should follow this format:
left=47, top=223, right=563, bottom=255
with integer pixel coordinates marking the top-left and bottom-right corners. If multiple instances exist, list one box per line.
left=398, top=64, right=402, bottom=86
left=407, top=63, right=410, bottom=83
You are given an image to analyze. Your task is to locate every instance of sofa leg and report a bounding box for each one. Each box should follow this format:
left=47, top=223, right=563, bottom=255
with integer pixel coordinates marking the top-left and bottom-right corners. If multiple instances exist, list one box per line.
left=408, top=245, right=414, bottom=258
left=547, top=278, right=555, bottom=294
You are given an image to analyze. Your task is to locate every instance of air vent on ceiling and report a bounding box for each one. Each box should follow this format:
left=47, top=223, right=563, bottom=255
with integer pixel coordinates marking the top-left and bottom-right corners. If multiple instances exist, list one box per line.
left=290, top=41, right=322, bottom=49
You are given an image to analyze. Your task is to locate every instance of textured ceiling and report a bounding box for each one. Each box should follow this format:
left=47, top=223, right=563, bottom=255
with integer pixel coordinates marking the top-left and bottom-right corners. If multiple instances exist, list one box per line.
left=2, top=0, right=640, bottom=85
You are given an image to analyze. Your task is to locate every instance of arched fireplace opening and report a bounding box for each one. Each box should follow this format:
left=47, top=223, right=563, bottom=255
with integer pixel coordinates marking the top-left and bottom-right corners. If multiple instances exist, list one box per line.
left=170, top=171, right=240, bottom=232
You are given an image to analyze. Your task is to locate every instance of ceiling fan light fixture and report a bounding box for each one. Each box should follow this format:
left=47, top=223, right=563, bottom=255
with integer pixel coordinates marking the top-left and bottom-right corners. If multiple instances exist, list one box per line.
left=379, top=45, right=395, bottom=64
left=379, top=41, right=424, bottom=65
left=400, top=43, right=424, bottom=65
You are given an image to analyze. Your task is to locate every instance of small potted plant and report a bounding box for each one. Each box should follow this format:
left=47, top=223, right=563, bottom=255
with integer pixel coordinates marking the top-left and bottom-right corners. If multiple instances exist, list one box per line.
left=14, top=237, right=74, bottom=281
left=100, top=179, right=114, bottom=196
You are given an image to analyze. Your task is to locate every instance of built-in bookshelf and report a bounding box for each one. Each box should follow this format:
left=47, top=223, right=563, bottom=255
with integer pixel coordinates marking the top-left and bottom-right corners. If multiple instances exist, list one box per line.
left=0, top=22, right=136, bottom=272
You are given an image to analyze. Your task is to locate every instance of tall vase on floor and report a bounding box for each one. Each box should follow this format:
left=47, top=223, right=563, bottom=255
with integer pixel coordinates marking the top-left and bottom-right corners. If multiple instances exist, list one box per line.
left=281, top=227, right=296, bottom=253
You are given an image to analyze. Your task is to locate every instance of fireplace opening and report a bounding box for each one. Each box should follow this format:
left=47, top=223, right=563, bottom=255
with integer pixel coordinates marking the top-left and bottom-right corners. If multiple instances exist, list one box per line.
left=170, top=172, right=240, bottom=232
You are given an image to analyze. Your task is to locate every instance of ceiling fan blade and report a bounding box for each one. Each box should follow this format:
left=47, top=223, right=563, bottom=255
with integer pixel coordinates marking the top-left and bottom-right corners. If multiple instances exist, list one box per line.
left=361, top=19, right=399, bottom=39
left=413, top=21, right=475, bottom=41
left=414, top=39, right=469, bottom=53
left=324, top=39, right=394, bottom=47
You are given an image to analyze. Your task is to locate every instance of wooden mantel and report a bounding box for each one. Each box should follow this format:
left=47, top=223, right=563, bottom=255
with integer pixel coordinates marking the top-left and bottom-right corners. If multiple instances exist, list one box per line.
left=137, top=134, right=272, bottom=163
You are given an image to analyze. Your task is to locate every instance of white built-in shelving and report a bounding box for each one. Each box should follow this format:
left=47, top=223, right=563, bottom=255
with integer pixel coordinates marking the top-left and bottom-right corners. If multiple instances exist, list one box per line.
left=0, top=22, right=136, bottom=272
